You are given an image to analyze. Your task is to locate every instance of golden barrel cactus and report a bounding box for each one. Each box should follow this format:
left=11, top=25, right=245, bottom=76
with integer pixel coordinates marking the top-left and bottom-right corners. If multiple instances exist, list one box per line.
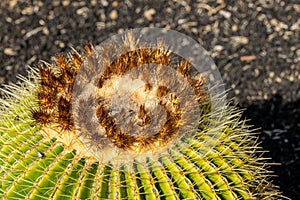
left=0, top=28, right=284, bottom=199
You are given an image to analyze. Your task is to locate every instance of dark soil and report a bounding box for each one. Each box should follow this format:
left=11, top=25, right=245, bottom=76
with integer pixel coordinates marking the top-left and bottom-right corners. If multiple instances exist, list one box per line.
left=0, top=0, right=299, bottom=199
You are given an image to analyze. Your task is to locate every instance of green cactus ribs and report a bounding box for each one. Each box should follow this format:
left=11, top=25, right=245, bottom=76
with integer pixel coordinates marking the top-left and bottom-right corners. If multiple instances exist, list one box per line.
left=0, top=30, right=284, bottom=199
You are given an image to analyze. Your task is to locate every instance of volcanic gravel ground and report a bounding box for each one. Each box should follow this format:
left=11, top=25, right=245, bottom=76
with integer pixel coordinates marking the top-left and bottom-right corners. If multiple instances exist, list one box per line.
left=0, top=0, right=299, bottom=199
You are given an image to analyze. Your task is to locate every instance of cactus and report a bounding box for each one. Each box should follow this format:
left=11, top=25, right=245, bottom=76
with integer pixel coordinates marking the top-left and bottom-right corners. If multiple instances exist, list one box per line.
left=0, top=29, right=284, bottom=200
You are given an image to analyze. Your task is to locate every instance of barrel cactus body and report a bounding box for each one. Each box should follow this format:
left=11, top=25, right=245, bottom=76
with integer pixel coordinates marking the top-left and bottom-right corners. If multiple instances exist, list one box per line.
left=0, top=29, right=283, bottom=199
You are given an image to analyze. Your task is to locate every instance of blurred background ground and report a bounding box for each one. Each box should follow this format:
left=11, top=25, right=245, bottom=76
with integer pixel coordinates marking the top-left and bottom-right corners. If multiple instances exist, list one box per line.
left=0, top=0, right=299, bottom=199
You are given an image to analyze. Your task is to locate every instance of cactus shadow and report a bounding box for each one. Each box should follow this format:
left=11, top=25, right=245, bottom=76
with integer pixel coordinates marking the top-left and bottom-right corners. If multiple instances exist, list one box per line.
left=240, top=94, right=300, bottom=199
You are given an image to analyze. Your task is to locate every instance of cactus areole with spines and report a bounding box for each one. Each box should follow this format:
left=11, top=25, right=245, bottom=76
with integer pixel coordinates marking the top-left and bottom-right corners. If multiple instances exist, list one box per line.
left=0, top=28, right=284, bottom=199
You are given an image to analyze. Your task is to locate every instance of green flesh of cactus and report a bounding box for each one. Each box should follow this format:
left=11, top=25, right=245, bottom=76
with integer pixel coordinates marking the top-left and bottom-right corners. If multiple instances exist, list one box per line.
left=0, top=45, right=283, bottom=200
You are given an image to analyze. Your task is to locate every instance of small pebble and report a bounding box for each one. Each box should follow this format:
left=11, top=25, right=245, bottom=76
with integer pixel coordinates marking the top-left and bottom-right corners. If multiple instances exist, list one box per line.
left=213, top=45, right=224, bottom=51
left=91, top=0, right=97, bottom=6
left=275, top=77, right=282, bottom=83
left=76, top=7, right=89, bottom=17
left=112, top=1, right=118, bottom=7
left=100, top=0, right=108, bottom=6
left=24, top=27, right=43, bottom=39
left=21, top=6, right=35, bottom=15
left=6, top=17, right=13, bottom=23
left=62, top=0, right=70, bottom=6
left=42, top=27, right=50, bottom=35
left=0, top=77, right=5, bottom=84
left=135, top=7, right=141, bottom=13
left=55, top=40, right=65, bottom=48
left=240, top=55, right=256, bottom=61
left=39, top=19, right=45, bottom=25
left=231, top=36, right=249, bottom=45
left=109, top=10, right=118, bottom=20
left=144, top=8, right=156, bottom=21
left=178, top=18, right=187, bottom=25
left=52, top=0, right=60, bottom=7
left=9, top=0, right=17, bottom=9
left=4, top=48, right=17, bottom=56
left=219, top=10, right=231, bottom=19
left=269, top=71, right=275, bottom=78
left=231, top=24, right=238, bottom=32
left=295, top=49, right=300, bottom=57
left=5, top=66, right=13, bottom=70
